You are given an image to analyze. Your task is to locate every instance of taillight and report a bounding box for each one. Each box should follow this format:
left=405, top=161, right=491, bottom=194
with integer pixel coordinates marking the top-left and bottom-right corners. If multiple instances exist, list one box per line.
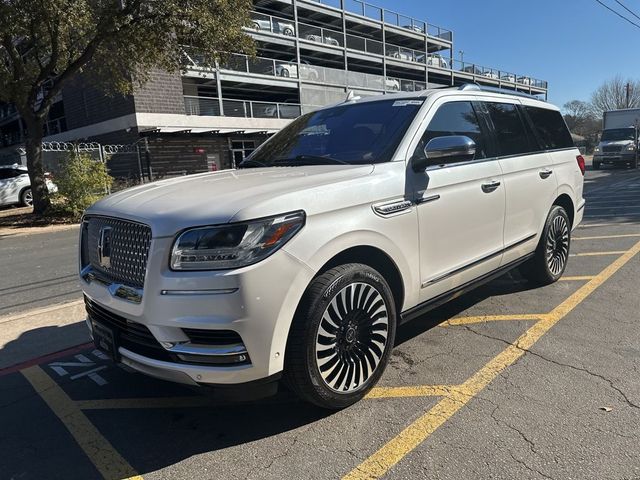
left=576, top=155, right=585, bottom=176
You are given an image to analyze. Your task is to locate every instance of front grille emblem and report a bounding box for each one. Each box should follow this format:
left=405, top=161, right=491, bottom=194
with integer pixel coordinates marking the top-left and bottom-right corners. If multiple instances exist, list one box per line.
left=97, top=226, right=113, bottom=268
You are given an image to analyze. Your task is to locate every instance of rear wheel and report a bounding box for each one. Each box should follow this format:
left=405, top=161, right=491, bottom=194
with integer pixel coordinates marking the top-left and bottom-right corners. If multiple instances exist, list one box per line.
left=20, top=188, right=33, bottom=207
left=521, top=205, right=571, bottom=286
left=284, top=263, right=397, bottom=409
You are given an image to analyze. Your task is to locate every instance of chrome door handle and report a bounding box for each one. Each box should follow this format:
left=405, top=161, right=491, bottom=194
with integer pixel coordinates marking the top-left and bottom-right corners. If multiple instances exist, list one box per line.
left=539, top=169, right=553, bottom=179
left=481, top=180, right=501, bottom=193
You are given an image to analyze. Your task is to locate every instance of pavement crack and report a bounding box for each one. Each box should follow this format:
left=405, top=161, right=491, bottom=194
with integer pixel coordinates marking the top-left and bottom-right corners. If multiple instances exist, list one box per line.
left=456, top=324, right=640, bottom=410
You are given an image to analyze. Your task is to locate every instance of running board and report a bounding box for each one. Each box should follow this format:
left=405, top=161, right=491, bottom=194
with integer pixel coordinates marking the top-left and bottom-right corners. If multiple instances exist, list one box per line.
left=400, top=253, right=534, bottom=325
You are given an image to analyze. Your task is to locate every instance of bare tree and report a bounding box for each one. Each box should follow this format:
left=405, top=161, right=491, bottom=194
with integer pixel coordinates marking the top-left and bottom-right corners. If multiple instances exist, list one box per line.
left=591, top=76, right=640, bottom=117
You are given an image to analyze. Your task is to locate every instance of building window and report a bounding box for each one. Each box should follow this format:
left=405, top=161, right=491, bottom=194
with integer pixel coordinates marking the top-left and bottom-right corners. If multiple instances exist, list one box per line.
left=229, top=139, right=256, bottom=167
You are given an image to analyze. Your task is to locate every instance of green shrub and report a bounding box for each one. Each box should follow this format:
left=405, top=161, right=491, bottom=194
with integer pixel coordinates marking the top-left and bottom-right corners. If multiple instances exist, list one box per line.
left=51, top=153, right=113, bottom=219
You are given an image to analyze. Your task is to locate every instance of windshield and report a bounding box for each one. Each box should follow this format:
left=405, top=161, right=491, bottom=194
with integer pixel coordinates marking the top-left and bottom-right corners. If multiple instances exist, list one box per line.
left=240, top=99, right=423, bottom=167
left=601, top=128, right=635, bottom=141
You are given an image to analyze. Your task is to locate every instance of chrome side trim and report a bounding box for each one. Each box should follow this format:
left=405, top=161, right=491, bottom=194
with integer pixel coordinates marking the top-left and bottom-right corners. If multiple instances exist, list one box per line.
left=160, top=288, right=239, bottom=296
left=372, top=199, right=413, bottom=217
left=416, top=194, right=441, bottom=205
left=80, top=265, right=143, bottom=304
left=421, top=234, right=537, bottom=288
left=168, top=342, right=248, bottom=357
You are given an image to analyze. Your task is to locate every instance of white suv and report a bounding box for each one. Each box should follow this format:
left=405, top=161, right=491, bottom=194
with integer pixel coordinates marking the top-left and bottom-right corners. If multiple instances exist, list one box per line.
left=80, top=85, right=585, bottom=409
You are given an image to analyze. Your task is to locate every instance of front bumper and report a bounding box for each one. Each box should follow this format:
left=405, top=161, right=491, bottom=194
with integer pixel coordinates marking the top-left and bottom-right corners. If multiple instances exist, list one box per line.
left=594, top=153, right=637, bottom=164
left=81, top=235, right=315, bottom=386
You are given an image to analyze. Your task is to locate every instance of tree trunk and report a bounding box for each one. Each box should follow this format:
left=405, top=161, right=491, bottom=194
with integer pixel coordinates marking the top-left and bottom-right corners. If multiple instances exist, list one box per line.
left=23, top=119, right=50, bottom=215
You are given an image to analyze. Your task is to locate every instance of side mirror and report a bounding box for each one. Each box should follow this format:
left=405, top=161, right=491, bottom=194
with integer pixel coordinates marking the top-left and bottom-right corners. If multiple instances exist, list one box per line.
left=424, top=136, right=476, bottom=166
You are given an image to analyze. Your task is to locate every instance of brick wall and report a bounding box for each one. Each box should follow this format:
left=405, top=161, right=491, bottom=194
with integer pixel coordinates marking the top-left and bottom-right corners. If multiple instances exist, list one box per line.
left=133, top=69, right=186, bottom=115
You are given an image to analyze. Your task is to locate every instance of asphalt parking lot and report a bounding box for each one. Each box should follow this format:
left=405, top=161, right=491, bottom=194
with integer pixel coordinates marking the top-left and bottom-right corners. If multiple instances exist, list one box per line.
left=1, top=164, right=640, bottom=480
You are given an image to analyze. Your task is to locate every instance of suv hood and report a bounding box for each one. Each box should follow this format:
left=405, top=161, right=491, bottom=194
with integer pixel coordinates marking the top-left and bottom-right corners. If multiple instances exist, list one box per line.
left=599, top=140, right=634, bottom=147
left=87, top=165, right=374, bottom=237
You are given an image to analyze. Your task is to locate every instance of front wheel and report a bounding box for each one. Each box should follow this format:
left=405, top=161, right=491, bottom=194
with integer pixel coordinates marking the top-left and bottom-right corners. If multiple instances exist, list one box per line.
left=521, top=205, right=571, bottom=285
left=284, top=263, right=397, bottom=409
left=20, top=188, right=33, bottom=207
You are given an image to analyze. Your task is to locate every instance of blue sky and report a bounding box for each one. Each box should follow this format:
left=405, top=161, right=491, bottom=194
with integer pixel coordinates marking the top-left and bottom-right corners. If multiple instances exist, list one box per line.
left=370, top=0, right=640, bottom=109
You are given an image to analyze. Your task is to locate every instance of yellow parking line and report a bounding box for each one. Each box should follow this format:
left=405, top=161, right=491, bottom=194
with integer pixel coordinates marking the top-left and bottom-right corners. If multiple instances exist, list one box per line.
left=571, top=251, right=627, bottom=257
left=77, top=396, right=214, bottom=410
left=22, top=366, right=143, bottom=480
left=366, top=385, right=455, bottom=399
left=559, top=276, right=595, bottom=281
left=443, top=314, right=542, bottom=326
left=573, top=234, right=640, bottom=241
left=342, top=239, right=640, bottom=480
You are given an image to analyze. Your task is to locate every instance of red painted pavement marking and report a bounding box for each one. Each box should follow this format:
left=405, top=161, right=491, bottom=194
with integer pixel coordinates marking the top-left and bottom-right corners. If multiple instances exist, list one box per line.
left=0, top=342, right=93, bottom=377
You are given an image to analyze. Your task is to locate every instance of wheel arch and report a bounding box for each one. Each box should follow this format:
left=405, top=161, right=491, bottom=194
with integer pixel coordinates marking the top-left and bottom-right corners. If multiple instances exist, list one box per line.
left=553, top=193, right=575, bottom=228
left=316, top=245, right=405, bottom=314
left=18, top=185, right=32, bottom=205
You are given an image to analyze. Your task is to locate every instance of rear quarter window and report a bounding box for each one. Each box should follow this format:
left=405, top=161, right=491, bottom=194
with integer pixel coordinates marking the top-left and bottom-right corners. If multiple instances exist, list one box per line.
left=524, top=106, right=574, bottom=150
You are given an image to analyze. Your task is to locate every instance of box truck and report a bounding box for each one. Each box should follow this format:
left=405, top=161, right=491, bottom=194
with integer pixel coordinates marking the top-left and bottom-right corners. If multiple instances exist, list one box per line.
left=593, top=108, right=640, bottom=169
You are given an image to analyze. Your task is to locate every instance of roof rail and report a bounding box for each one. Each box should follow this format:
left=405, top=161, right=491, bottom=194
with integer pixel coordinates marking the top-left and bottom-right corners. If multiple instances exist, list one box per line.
left=458, top=83, right=542, bottom=100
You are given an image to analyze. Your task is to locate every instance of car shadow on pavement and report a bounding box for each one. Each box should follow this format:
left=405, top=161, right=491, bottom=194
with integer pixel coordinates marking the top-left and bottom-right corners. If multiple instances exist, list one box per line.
left=0, top=321, right=90, bottom=370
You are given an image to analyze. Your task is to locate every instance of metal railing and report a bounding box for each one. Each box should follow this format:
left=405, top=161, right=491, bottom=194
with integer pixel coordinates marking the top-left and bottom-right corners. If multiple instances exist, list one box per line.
left=184, top=96, right=302, bottom=119
left=451, top=60, right=547, bottom=89
left=385, top=43, right=424, bottom=63
left=298, top=21, right=344, bottom=48
left=342, top=0, right=453, bottom=41
left=345, top=33, right=384, bottom=55
left=221, top=53, right=299, bottom=79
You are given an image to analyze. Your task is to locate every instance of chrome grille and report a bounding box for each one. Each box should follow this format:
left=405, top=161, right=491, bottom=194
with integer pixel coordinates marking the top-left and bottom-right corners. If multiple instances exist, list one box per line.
left=82, top=216, right=152, bottom=289
left=603, top=145, right=623, bottom=153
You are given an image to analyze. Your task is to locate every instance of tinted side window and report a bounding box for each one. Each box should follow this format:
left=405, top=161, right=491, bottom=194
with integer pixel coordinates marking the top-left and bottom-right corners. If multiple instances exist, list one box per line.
left=486, top=102, right=534, bottom=156
left=415, top=101, right=487, bottom=161
left=524, top=106, right=574, bottom=150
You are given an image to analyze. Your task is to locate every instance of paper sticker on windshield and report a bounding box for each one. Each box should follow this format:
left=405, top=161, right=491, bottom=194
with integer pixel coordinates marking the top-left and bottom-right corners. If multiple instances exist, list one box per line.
left=393, top=100, right=424, bottom=107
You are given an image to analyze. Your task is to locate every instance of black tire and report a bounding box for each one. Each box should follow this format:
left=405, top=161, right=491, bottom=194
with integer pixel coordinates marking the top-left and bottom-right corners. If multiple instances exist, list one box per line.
left=20, top=188, right=33, bottom=207
left=521, top=205, right=571, bottom=286
left=283, top=28, right=294, bottom=36
left=284, top=263, right=397, bottom=409
left=593, top=161, right=601, bottom=170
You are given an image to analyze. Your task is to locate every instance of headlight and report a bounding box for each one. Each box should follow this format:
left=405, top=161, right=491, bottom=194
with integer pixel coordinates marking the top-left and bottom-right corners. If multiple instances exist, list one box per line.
left=170, top=211, right=305, bottom=270
left=626, top=144, right=636, bottom=151
left=594, top=146, right=601, bottom=153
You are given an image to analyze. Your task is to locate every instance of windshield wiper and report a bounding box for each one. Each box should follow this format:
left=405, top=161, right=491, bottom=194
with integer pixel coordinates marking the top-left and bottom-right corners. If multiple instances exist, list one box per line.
left=273, top=155, right=350, bottom=166
left=237, top=158, right=268, bottom=169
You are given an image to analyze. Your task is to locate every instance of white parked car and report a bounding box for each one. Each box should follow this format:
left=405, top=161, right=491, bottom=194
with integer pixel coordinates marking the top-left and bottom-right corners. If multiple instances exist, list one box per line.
left=304, top=34, right=340, bottom=47
left=501, top=74, right=517, bottom=83
left=252, top=18, right=295, bottom=36
left=80, top=85, right=584, bottom=409
left=0, top=164, right=57, bottom=207
left=420, top=54, right=449, bottom=69
left=275, top=59, right=319, bottom=81
left=518, top=76, right=532, bottom=86
left=385, top=78, right=400, bottom=90
left=483, top=70, right=500, bottom=79
left=388, top=50, right=414, bottom=61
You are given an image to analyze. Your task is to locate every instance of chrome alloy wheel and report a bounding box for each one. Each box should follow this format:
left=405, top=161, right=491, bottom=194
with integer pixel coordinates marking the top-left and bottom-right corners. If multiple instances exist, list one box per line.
left=545, top=214, right=569, bottom=276
left=315, top=282, right=389, bottom=393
